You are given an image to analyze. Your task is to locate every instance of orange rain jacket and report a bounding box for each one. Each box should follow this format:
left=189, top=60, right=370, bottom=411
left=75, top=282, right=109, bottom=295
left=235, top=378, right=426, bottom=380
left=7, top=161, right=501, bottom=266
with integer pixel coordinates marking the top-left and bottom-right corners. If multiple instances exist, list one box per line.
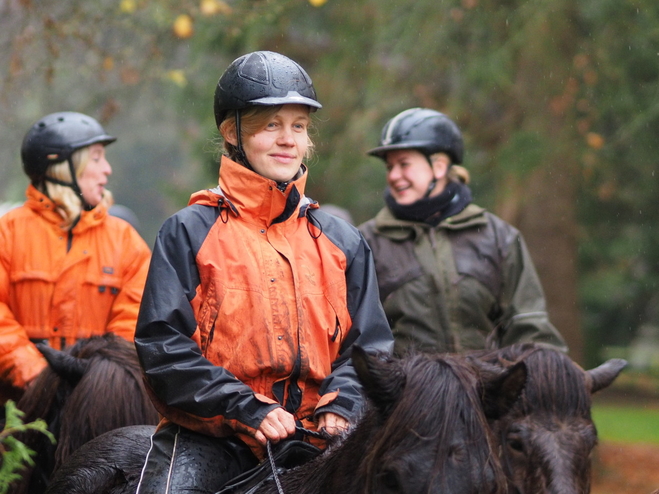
left=135, top=157, right=393, bottom=457
left=0, top=185, right=151, bottom=390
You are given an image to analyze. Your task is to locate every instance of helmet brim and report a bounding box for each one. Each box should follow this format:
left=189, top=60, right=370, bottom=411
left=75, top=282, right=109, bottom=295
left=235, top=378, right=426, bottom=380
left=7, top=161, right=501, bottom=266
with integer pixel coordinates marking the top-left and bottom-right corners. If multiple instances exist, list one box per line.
left=250, top=91, right=322, bottom=111
left=71, top=134, right=117, bottom=150
left=367, top=140, right=434, bottom=158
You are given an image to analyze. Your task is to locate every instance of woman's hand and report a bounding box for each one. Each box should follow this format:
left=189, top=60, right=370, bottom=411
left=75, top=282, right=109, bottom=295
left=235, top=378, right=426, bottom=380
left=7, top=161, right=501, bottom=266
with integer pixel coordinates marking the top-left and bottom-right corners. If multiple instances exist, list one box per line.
left=255, top=407, right=296, bottom=445
left=317, top=412, right=349, bottom=436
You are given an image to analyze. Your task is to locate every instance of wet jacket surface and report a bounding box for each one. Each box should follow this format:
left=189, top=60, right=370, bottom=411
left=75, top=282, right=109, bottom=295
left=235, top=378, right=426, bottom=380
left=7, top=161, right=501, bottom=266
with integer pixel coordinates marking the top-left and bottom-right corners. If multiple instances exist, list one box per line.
left=135, top=157, right=393, bottom=457
left=0, top=185, right=151, bottom=388
left=359, top=203, right=567, bottom=356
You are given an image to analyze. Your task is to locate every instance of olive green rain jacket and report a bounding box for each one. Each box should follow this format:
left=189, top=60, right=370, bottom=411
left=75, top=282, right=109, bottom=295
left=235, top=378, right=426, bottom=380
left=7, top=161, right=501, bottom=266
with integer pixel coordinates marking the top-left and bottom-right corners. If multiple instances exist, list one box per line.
left=359, top=203, right=568, bottom=356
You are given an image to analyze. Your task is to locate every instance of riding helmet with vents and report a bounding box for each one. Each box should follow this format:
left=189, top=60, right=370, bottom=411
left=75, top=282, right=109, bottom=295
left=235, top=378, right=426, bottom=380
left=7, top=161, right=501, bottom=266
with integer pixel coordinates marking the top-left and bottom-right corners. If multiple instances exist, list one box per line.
left=213, top=51, right=322, bottom=127
left=21, top=111, right=116, bottom=184
left=368, top=108, right=464, bottom=164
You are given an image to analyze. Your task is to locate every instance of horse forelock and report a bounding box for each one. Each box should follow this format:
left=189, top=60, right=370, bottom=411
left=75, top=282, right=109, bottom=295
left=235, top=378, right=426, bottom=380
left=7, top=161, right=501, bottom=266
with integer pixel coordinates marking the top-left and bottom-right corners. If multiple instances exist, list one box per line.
left=363, top=353, right=507, bottom=493
left=501, top=345, right=591, bottom=417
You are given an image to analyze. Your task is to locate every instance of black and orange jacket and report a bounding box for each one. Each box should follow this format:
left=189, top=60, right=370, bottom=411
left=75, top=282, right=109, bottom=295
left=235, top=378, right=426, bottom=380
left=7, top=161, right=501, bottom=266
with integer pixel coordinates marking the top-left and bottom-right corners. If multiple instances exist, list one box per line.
left=0, top=185, right=151, bottom=389
left=135, top=157, right=393, bottom=456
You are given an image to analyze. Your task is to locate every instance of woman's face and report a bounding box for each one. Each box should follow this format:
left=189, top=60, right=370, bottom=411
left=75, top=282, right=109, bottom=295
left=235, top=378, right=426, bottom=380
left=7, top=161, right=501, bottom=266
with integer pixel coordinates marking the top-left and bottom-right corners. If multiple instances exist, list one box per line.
left=78, top=143, right=112, bottom=207
left=242, top=104, right=310, bottom=183
left=385, top=149, right=448, bottom=205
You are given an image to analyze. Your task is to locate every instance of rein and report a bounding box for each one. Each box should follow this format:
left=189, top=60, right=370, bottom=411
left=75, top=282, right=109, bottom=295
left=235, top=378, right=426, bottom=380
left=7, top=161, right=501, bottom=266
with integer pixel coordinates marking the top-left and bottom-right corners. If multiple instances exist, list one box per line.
left=266, top=426, right=328, bottom=494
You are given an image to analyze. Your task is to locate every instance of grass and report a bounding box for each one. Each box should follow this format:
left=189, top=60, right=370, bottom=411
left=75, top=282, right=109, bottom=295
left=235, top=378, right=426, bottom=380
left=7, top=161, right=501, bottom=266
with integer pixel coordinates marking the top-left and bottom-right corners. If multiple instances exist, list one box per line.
left=592, top=404, right=659, bottom=444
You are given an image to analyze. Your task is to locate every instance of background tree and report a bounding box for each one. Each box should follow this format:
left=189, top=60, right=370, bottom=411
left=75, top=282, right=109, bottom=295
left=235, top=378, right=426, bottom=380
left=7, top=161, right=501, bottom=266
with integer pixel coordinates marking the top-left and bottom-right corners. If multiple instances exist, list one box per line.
left=2, top=0, right=659, bottom=366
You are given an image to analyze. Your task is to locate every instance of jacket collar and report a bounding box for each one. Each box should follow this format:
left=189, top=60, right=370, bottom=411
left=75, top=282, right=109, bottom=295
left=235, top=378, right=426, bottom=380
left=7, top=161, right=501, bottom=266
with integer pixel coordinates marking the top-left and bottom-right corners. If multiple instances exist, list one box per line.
left=188, top=155, right=311, bottom=226
left=25, top=184, right=107, bottom=233
left=373, top=203, right=488, bottom=241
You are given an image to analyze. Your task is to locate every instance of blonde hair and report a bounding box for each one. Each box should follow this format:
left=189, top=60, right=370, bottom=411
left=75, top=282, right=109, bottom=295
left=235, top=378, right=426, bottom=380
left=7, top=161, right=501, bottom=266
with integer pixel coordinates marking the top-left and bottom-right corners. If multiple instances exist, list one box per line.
left=41, top=146, right=114, bottom=229
left=430, top=152, right=471, bottom=185
left=219, top=105, right=315, bottom=163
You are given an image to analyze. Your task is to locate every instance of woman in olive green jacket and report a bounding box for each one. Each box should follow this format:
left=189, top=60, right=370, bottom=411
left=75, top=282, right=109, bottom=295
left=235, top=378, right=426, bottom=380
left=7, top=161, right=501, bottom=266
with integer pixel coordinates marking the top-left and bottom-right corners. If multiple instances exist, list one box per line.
left=358, top=108, right=567, bottom=356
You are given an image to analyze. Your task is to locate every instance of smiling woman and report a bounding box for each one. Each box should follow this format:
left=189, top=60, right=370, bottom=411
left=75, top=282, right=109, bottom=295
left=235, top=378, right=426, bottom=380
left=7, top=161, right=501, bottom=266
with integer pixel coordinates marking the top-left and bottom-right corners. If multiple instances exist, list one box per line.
left=220, top=104, right=312, bottom=183
left=358, top=107, right=567, bottom=357
left=132, top=51, right=393, bottom=494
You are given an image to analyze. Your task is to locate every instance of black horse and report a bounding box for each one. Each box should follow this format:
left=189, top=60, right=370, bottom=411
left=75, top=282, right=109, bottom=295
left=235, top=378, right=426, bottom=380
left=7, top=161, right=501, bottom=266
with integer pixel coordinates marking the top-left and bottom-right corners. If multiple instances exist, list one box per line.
left=10, top=334, right=160, bottom=494
left=474, top=343, right=627, bottom=494
left=45, top=347, right=527, bottom=494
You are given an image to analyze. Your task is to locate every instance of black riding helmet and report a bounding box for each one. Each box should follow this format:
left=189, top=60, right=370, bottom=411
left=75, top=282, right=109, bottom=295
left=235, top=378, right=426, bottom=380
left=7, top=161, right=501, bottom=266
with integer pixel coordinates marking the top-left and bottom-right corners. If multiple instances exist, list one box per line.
left=368, top=108, right=464, bottom=165
left=21, top=112, right=116, bottom=202
left=214, top=51, right=322, bottom=128
left=213, top=51, right=321, bottom=168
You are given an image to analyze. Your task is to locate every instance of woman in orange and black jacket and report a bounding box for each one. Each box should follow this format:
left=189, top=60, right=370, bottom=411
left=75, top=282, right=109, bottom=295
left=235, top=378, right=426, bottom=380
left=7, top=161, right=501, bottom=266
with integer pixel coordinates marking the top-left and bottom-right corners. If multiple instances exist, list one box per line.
left=0, top=112, right=151, bottom=403
left=134, top=51, right=393, bottom=494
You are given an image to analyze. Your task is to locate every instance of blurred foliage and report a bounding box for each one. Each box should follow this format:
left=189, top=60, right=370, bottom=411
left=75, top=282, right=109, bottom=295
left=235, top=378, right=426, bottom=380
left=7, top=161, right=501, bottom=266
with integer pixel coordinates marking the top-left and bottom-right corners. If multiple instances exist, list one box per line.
left=1, top=0, right=659, bottom=366
left=0, top=400, right=56, bottom=493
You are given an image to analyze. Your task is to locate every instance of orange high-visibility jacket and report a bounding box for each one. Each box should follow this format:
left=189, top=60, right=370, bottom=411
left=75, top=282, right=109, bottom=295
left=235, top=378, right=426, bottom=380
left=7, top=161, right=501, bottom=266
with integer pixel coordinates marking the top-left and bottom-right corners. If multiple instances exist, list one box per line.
left=135, top=157, right=393, bottom=456
left=0, top=185, right=151, bottom=389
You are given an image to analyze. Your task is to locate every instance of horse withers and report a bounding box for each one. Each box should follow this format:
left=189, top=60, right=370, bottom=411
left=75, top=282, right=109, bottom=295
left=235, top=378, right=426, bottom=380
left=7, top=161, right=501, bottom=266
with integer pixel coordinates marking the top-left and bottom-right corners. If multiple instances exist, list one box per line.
left=473, top=343, right=627, bottom=494
left=10, top=334, right=160, bottom=494
left=44, top=347, right=528, bottom=494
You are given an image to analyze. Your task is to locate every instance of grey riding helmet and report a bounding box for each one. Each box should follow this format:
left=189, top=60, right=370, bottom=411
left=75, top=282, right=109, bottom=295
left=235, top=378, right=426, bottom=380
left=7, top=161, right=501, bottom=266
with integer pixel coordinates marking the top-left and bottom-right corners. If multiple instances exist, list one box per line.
left=368, top=108, right=463, bottom=164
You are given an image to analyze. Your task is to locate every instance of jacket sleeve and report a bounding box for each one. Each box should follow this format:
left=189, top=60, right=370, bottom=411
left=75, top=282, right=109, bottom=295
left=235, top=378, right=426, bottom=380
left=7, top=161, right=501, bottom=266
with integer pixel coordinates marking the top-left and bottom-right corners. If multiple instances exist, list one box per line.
left=104, top=226, right=152, bottom=341
left=314, top=220, right=394, bottom=423
left=497, top=227, right=568, bottom=352
left=0, top=219, right=47, bottom=389
left=134, top=208, right=279, bottom=436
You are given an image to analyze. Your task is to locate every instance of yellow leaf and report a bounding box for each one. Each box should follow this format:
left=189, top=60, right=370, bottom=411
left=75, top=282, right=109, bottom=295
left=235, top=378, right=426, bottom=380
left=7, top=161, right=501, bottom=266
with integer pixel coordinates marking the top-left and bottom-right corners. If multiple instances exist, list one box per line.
left=173, top=14, right=194, bottom=39
left=586, top=132, right=605, bottom=150
left=166, top=70, right=188, bottom=87
left=309, top=0, right=328, bottom=6
left=103, top=57, right=114, bottom=71
left=120, top=0, right=136, bottom=13
left=200, top=0, right=232, bottom=16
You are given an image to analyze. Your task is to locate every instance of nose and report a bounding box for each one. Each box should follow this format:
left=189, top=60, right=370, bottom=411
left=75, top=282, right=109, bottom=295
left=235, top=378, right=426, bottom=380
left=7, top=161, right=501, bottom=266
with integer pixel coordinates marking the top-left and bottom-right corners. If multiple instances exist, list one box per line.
left=276, top=127, right=296, bottom=146
left=102, top=158, right=112, bottom=176
left=387, top=164, right=402, bottom=182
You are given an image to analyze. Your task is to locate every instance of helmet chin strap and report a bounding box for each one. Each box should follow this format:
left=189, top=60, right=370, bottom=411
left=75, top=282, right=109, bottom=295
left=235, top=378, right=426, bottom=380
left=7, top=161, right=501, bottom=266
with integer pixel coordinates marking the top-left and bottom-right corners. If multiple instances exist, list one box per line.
left=423, top=154, right=437, bottom=198
left=43, top=157, right=93, bottom=210
left=234, top=110, right=253, bottom=170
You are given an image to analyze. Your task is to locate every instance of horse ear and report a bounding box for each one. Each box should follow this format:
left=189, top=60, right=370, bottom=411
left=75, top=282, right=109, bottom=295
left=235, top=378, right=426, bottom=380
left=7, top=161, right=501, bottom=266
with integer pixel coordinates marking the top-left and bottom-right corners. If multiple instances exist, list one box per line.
left=351, top=346, right=405, bottom=417
left=587, top=358, right=627, bottom=394
left=478, top=360, right=527, bottom=420
left=35, top=342, right=89, bottom=385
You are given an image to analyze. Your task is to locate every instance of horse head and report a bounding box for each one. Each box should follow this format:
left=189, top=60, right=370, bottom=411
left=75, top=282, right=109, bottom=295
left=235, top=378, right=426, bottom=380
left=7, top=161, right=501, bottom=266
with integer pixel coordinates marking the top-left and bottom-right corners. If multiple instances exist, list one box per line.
left=477, top=343, right=627, bottom=494
left=12, top=334, right=159, bottom=494
left=349, top=346, right=527, bottom=494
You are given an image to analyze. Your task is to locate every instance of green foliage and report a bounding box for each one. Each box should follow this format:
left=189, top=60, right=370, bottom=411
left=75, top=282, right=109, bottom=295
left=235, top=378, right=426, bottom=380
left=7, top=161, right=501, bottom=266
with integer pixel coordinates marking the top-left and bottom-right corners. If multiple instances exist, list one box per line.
left=3, top=0, right=659, bottom=363
left=0, top=400, right=56, bottom=494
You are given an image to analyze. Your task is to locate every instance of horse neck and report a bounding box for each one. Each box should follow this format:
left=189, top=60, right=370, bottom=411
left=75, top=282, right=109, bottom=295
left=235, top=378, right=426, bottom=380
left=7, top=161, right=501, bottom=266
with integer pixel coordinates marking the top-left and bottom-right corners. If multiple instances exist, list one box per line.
left=276, top=416, right=377, bottom=494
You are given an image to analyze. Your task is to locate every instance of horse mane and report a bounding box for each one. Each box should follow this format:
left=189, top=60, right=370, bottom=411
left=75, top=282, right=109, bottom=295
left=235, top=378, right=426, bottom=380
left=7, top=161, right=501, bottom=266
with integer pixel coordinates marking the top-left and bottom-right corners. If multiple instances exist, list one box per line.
left=486, top=343, right=592, bottom=417
left=362, top=353, right=508, bottom=493
left=54, top=336, right=159, bottom=468
left=16, top=334, right=159, bottom=475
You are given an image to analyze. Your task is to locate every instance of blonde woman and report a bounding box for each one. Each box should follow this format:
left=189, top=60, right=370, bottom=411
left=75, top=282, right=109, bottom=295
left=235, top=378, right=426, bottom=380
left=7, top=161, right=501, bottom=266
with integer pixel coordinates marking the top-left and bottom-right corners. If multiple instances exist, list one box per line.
left=134, top=51, right=392, bottom=493
left=0, top=112, right=151, bottom=403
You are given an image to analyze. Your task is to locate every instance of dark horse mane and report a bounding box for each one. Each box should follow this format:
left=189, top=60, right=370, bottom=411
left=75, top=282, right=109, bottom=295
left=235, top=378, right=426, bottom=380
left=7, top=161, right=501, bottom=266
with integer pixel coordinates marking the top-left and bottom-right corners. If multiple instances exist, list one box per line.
left=360, top=353, right=507, bottom=490
left=259, top=350, right=515, bottom=494
left=14, top=334, right=159, bottom=493
left=481, top=343, right=592, bottom=417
